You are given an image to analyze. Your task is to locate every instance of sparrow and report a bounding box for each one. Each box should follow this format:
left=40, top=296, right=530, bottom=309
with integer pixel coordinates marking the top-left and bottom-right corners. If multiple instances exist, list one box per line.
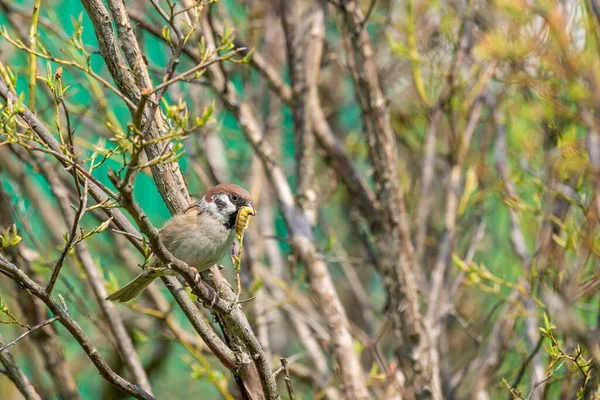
left=106, top=183, right=255, bottom=302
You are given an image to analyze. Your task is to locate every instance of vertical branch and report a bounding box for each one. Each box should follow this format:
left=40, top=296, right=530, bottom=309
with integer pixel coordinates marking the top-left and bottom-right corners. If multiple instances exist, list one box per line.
left=80, top=0, right=191, bottom=213
left=186, top=5, right=370, bottom=397
left=413, top=16, right=474, bottom=264
left=493, top=100, right=546, bottom=399
left=250, top=2, right=284, bottom=362
left=280, top=0, right=315, bottom=223
left=413, top=107, right=441, bottom=263
left=425, top=95, right=485, bottom=325
left=493, top=102, right=530, bottom=264
left=338, top=1, right=435, bottom=396
left=27, top=0, right=40, bottom=110
left=280, top=358, right=295, bottom=400
left=584, top=110, right=600, bottom=219
left=105, top=0, right=153, bottom=91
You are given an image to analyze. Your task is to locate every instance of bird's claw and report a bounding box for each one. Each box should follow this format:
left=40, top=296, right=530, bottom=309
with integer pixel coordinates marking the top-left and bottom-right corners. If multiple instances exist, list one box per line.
left=192, top=270, right=201, bottom=286
left=193, top=274, right=218, bottom=309
left=198, top=286, right=219, bottom=309
left=206, top=291, right=218, bottom=309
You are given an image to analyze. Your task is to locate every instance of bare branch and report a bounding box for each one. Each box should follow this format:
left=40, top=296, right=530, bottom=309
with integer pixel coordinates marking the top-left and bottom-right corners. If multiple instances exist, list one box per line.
left=0, top=316, right=60, bottom=353
left=0, top=255, right=155, bottom=400
left=0, top=335, right=42, bottom=400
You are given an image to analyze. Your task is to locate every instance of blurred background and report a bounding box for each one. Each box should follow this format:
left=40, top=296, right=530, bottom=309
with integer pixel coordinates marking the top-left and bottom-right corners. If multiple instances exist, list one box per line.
left=1, top=0, right=599, bottom=399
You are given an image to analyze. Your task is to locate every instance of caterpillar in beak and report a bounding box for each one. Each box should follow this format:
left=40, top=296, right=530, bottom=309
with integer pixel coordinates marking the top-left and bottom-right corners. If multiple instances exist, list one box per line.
left=235, top=205, right=256, bottom=241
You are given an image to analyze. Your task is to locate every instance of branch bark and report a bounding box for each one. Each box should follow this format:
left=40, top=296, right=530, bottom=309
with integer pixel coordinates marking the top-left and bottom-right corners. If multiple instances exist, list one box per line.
left=0, top=162, right=80, bottom=400
left=0, top=335, right=42, bottom=400
left=280, top=0, right=316, bottom=223
left=0, top=255, right=155, bottom=400
left=338, top=2, right=437, bottom=397
left=75, top=2, right=278, bottom=397
left=0, top=78, right=269, bottom=398
left=183, top=4, right=370, bottom=397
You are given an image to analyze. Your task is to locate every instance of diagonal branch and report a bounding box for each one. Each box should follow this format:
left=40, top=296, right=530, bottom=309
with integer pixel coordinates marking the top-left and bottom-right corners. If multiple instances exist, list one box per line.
left=0, top=255, right=155, bottom=400
left=0, top=317, right=60, bottom=353
left=0, top=334, right=43, bottom=400
left=0, top=78, right=244, bottom=395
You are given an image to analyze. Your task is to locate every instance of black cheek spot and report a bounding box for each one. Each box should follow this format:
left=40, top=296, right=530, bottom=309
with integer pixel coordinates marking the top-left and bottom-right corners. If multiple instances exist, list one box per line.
left=215, top=197, right=226, bottom=209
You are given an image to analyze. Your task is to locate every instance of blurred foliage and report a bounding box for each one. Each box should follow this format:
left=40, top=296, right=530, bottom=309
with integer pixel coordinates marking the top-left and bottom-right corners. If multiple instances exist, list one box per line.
left=2, top=0, right=600, bottom=398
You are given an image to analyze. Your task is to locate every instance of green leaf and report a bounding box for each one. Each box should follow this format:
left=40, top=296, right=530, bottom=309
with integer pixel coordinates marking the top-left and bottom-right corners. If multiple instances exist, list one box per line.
left=353, top=338, right=364, bottom=355
left=9, top=234, right=21, bottom=246
left=61, top=85, right=72, bottom=97
left=1, top=226, right=21, bottom=249
left=162, top=26, right=171, bottom=44
left=198, top=36, right=206, bottom=56
left=452, top=253, right=466, bottom=271
left=95, top=217, right=112, bottom=234
left=457, top=167, right=478, bottom=216
left=46, top=62, right=53, bottom=86
left=543, top=313, right=552, bottom=332
left=324, top=234, right=335, bottom=252
left=196, top=101, right=214, bottom=127
left=202, top=101, right=214, bottom=120
left=132, top=329, right=150, bottom=342
left=241, top=48, right=254, bottom=64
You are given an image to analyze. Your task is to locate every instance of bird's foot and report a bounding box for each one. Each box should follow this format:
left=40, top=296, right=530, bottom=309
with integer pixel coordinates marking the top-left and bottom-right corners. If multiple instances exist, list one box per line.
left=181, top=269, right=202, bottom=288
left=192, top=270, right=201, bottom=286
left=198, top=285, right=219, bottom=309
left=191, top=272, right=219, bottom=309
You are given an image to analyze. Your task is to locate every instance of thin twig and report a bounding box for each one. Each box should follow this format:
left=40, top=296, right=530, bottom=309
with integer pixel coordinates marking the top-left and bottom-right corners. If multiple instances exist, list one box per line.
left=0, top=255, right=155, bottom=400
left=0, top=316, right=60, bottom=353
left=0, top=334, right=42, bottom=400
left=280, top=358, right=295, bottom=400
left=111, top=229, right=143, bottom=242
left=46, top=178, right=89, bottom=294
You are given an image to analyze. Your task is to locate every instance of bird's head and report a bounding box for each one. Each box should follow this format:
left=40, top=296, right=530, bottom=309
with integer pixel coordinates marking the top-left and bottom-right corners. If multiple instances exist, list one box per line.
left=197, top=183, right=255, bottom=229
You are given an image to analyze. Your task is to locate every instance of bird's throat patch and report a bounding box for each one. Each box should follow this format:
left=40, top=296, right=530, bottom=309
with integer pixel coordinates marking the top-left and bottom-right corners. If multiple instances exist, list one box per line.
left=225, top=210, right=238, bottom=230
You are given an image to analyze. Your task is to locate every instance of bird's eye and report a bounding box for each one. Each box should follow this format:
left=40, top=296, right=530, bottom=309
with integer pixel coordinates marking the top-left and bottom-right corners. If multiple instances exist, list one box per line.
left=230, top=194, right=239, bottom=202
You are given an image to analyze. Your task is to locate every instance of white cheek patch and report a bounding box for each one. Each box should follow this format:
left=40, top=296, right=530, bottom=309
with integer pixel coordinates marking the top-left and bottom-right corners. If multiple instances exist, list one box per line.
left=204, top=194, right=236, bottom=222
left=220, top=195, right=237, bottom=216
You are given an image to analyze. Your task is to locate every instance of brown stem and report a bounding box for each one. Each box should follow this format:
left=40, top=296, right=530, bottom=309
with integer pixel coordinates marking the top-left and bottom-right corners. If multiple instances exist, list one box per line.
left=0, top=256, right=155, bottom=400
left=0, top=335, right=43, bottom=400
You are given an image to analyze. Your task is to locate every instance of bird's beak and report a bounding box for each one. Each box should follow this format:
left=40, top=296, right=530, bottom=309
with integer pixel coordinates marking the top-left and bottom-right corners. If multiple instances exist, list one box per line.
left=241, top=203, right=256, bottom=216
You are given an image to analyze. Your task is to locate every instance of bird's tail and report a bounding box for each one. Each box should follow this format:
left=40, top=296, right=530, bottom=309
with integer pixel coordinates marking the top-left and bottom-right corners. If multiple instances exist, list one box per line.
left=106, top=268, right=171, bottom=302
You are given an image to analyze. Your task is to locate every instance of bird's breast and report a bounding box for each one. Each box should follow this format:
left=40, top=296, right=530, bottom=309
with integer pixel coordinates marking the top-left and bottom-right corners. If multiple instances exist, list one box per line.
left=160, top=214, right=235, bottom=271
